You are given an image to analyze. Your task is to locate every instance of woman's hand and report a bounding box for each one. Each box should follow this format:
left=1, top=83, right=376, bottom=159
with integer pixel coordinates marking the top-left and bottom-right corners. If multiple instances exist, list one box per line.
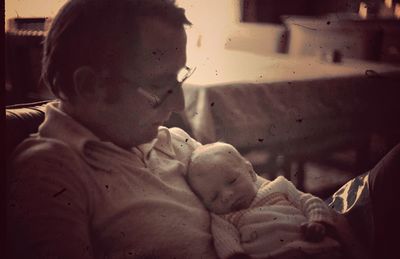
left=300, top=221, right=326, bottom=242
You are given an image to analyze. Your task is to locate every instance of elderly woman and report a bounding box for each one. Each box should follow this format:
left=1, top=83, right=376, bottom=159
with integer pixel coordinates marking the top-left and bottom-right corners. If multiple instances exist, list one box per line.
left=7, top=0, right=400, bottom=259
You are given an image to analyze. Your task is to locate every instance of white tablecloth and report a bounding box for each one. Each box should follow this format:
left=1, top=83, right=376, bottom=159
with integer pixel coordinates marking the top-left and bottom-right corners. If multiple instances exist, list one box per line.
left=183, top=50, right=400, bottom=150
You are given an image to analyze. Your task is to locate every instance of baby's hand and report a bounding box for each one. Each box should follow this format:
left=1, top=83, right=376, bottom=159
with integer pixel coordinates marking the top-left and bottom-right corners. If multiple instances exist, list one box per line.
left=300, top=221, right=326, bottom=242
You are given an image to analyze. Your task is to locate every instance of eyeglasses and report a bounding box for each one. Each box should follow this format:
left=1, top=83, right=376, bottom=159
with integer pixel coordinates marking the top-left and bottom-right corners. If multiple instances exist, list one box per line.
left=103, top=66, right=196, bottom=109
left=137, top=66, right=196, bottom=108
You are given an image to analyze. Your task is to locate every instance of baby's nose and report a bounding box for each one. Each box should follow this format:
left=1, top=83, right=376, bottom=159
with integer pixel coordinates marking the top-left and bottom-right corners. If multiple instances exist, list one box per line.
left=221, top=189, right=234, bottom=203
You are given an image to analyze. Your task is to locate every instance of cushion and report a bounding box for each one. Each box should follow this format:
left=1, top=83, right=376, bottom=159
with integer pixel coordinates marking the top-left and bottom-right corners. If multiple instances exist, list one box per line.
left=6, top=100, right=49, bottom=161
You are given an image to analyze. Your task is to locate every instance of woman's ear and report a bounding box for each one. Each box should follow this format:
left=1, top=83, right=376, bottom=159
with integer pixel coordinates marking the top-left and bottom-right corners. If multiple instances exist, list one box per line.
left=73, top=66, right=102, bottom=102
left=245, top=160, right=257, bottom=182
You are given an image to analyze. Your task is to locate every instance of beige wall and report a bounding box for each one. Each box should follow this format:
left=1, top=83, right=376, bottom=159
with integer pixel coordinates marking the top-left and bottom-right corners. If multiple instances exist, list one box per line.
left=5, top=0, right=67, bottom=19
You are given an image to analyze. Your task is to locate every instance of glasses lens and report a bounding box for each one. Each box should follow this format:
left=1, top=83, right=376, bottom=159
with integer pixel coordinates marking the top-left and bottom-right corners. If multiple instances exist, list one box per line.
left=177, top=66, right=196, bottom=83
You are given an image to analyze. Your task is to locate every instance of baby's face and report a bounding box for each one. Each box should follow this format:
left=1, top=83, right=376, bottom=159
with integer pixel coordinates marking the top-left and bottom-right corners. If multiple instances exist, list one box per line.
left=189, top=157, right=258, bottom=215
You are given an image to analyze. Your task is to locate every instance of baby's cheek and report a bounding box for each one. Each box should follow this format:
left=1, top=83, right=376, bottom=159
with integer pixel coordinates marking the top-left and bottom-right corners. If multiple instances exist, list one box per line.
left=245, top=183, right=258, bottom=197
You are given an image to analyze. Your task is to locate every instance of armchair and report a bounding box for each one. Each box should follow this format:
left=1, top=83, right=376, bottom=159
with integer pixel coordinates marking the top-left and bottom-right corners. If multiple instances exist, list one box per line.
left=5, top=100, right=378, bottom=256
left=5, top=100, right=48, bottom=162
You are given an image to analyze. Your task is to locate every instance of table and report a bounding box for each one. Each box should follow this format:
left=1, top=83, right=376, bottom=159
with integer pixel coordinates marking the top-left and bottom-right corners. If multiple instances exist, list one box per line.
left=182, top=50, right=400, bottom=188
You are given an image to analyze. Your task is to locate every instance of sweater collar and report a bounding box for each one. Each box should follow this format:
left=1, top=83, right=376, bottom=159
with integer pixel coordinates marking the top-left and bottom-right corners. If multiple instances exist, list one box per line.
left=38, top=102, right=176, bottom=161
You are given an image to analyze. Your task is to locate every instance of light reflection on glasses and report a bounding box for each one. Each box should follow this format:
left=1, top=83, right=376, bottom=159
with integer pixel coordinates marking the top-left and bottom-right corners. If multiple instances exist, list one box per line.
left=137, top=66, right=196, bottom=108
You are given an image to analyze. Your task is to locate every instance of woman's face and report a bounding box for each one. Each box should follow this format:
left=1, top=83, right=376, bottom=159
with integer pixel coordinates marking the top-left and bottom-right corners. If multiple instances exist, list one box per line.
left=189, top=152, right=258, bottom=215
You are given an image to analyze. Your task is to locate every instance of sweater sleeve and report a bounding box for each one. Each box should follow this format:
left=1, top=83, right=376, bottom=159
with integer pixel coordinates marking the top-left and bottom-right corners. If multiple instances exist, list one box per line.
left=276, top=176, right=334, bottom=226
left=211, top=213, right=245, bottom=259
left=8, top=141, right=93, bottom=259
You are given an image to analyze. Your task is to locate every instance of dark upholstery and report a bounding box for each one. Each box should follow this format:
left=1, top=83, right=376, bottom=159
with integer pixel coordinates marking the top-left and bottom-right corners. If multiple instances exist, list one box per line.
left=6, top=100, right=49, bottom=160
left=327, top=174, right=373, bottom=250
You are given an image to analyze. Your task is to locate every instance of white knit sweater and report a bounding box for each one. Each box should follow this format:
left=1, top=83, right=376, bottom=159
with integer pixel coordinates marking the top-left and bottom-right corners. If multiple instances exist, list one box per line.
left=211, top=176, right=341, bottom=259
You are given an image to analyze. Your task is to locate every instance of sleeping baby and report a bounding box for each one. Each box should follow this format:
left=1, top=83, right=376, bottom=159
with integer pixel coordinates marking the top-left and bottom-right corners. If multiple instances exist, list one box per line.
left=187, top=142, right=365, bottom=259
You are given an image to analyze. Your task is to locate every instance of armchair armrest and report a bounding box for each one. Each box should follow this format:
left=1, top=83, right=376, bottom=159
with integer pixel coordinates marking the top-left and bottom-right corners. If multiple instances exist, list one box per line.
left=326, top=173, right=373, bottom=251
left=6, top=100, right=51, bottom=161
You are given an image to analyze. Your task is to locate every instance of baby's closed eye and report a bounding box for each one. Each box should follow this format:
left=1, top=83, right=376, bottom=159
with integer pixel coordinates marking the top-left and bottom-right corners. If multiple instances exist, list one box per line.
left=229, top=177, right=238, bottom=184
